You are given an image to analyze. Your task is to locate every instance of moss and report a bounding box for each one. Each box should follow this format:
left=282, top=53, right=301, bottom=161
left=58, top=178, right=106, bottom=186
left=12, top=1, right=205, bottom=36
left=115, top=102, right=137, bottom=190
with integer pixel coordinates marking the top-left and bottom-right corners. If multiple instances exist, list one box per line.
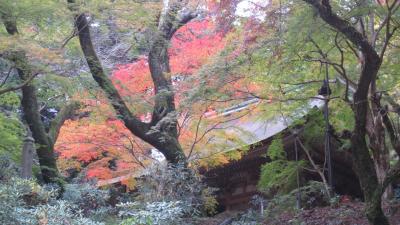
left=0, top=112, right=24, bottom=162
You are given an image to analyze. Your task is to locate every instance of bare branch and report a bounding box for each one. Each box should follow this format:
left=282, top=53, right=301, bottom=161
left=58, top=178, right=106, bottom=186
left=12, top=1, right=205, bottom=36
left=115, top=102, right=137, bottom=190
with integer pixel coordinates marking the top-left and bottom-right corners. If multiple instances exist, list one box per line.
left=0, top=66, right=13, bottom=87
left=0, top=72, right=39, bottom=96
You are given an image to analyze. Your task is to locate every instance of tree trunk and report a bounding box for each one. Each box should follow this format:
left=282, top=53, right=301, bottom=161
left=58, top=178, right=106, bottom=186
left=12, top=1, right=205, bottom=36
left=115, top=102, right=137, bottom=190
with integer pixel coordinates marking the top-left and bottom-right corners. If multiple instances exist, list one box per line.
left=368, top=81, right=392, bottom=201
left=302, top=1, right=388, bottom=224
left=18, top=65, right=61, bottom=183
left=67, top=0, right=195, bottom=164
left=2, top=14, right=79, bottom=184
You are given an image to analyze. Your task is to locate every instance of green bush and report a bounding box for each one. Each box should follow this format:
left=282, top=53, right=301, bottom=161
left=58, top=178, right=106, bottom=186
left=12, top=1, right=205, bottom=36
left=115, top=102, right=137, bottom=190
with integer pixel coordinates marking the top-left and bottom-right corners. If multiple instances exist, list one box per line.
left=258, top=137, right=306, bottom=196
left=265, top=181, right=330, bottom=218
left=62, top=182, right=110, bottom=216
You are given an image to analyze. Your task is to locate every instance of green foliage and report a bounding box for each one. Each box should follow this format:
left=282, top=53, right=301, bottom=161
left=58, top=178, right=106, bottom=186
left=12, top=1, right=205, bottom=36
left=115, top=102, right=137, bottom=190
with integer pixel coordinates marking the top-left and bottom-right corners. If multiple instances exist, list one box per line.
left=0, top=91, right=20, bottom=108
left=116, top=164, right=219, bottom=224
left=201, top=188, right=219, bottom=216
left=258, top=136, right=306, bottom=195
left=0, top=180, right=102, bottom=225
left=302, top=109, right=325, bottom=145
left=258, top=160, right=306, bottom=196
left=266, top=136, right=285, bottom=160
left=230, top=209, right=262, bottom=225
left=62, top=182, right=111, bottom=217
left=329, top=99, right=354, bottom=132
left=0, top=155, right=19, bottom=181
left=264, top=181, right=330, bottom=221
left=0, top=112, right=24, bottom=161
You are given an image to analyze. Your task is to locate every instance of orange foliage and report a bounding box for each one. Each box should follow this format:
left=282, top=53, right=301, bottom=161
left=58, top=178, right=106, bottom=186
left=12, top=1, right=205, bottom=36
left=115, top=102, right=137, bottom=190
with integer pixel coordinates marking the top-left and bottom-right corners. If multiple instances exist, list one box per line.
left=169, top=19, right=225, bottom=75
left=55, top=104, right=150, bottom=180
left=111, top=19, right=226, bottom=105
left=112, top=56, right=153, bottom=97
left=56, top=18, right=230, bottom=180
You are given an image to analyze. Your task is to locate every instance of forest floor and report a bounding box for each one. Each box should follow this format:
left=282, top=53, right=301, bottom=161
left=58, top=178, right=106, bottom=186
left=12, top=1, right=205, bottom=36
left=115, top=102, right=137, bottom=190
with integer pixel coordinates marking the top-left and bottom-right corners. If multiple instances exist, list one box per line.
left=191, top=201, right=400, bottom=225
left=264, top=201, right=400, bottom=225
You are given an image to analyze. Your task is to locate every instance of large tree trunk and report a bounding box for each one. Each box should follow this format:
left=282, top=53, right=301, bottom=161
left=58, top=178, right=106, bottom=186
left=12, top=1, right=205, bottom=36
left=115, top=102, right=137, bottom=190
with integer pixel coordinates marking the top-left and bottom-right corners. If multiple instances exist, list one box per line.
left=367, top=70, right=392, bottom=200
left=302, top=1, right=388, bottom=224
left=19, top=68, right=61, bottom=183
left=2, top=14, right=79, bottom=184
left=67, top=0, right=196, bottom=164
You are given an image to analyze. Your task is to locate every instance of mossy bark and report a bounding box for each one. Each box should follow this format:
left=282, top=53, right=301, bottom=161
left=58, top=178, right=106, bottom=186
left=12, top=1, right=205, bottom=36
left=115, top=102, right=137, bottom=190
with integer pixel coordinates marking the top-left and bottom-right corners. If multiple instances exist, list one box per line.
left=68, top=0, right=193, bottom=164
left=302, top=1, right=389, bottom=224
left=19, top=69, right=60, bottom=183
left=2, top=16, right=79, bottom=184
left=11, top=52, right=78, bottom=184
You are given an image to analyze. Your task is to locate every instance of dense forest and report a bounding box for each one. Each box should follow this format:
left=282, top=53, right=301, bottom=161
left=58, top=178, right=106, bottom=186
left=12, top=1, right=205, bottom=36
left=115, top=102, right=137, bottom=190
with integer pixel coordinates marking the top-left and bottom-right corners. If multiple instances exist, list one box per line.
left=1, top=0, right=400, bottom=224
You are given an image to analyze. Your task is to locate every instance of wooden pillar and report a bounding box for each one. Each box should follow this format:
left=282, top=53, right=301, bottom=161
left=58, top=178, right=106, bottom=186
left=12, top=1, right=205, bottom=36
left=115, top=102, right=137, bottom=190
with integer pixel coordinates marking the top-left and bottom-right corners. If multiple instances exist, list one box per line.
left=21, top=129, right=35, bottom=179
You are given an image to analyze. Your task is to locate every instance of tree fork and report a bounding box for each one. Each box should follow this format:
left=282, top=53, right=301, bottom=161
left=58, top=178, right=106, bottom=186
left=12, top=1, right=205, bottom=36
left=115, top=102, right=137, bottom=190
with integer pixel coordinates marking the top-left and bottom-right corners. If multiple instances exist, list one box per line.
left=67, top=0, right=195, bottom=164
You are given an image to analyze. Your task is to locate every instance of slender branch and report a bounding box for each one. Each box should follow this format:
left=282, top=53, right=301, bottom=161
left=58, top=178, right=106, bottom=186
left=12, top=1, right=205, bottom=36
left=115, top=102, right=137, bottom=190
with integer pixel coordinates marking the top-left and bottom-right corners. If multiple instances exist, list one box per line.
left=0, top=72, right=40, bottom=95
left=0, top=66, right=13, bottom=87
left=296, top=137, right=332, bottom=198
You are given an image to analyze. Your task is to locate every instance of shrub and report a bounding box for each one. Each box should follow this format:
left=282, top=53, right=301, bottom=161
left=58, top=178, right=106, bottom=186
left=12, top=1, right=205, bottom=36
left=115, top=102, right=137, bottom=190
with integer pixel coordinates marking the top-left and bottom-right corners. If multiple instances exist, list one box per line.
left=230, top=210, right=262, bottom=225
left=0, top=112, right=23, bottom=161
left=265, top=181, right=330, bottom=218
left=0, top=154, right=19, bottom=181
left=118, top=201, right=186, bottom=225
left=26, top=200, right=104, bottom=225
left=0, top=155, right=106, bottom=225
left=62, top=181, right=110, bottom=216
left=135, top=162, right=217, bottom=216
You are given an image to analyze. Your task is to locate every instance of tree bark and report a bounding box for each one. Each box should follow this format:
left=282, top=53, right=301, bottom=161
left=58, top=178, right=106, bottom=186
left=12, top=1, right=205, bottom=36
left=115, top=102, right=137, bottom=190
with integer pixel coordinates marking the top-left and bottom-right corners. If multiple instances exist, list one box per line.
left=2, top=14, right=79, bottom=184
left=302, top=1, right=388, bottom=224
left=17, top=55, right=61, bottom=183
left=67, top=0, right=196, bottom=164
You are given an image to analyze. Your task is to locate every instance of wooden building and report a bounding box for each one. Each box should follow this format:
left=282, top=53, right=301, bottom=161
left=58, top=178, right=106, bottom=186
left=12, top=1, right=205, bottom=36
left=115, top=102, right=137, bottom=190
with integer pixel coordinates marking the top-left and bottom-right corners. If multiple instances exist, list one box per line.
left=204, top=118, right=362, bottom=211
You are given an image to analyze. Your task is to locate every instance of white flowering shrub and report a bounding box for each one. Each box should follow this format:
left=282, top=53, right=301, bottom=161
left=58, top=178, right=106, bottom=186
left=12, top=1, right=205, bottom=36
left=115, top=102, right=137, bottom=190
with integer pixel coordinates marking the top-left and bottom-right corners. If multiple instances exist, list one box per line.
left=118, top=201, right=185, bottom=225
left=62, top=181, right=110, bottom=216
left=115, top=163, right=218, bottom=224
left=0, top=156, right=106, bottom=225
left=26, top=200, right=104, bottom=225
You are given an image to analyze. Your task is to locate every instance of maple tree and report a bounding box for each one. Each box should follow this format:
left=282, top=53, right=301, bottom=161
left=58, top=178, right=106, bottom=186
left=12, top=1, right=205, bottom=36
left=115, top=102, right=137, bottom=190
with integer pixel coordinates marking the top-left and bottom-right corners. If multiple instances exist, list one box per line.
left=55, top=16, right=229, bottom=180
left=56, top=116, right=150, bottom=180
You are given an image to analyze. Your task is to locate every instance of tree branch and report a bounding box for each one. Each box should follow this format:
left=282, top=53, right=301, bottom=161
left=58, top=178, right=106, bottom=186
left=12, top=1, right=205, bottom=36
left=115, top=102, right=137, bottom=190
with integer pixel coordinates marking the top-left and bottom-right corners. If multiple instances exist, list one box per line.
left=48, top=101, right=80, bottom=144
left=0, top=71, right=39, bottom=95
